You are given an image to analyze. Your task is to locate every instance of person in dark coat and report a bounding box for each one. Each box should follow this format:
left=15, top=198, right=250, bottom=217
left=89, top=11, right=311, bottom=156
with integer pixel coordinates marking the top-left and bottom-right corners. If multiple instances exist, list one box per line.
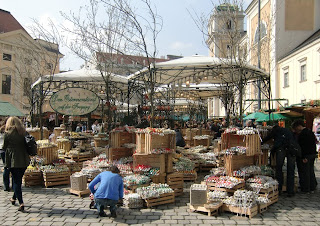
left=263, top=125, right=297, bottom=197
left=3, top=117, right=30, bottom=211
left=174, top=124, right=185, bottom=147
left=292, top=120, right=318, bottom=193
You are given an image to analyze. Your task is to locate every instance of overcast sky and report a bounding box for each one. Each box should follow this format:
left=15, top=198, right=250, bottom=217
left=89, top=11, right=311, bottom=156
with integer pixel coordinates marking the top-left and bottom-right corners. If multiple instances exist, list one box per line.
left=1, top=0, right=251, bottom=71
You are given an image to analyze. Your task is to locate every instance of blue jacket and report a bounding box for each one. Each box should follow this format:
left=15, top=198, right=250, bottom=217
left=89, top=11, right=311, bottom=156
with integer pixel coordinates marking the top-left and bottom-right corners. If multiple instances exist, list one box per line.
left=89, top=171, right=124, bottom=200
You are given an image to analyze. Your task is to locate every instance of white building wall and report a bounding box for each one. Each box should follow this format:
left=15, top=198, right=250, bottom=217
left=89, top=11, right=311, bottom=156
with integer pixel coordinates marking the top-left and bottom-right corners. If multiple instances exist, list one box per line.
left=278, top=40, right=320, bottom=106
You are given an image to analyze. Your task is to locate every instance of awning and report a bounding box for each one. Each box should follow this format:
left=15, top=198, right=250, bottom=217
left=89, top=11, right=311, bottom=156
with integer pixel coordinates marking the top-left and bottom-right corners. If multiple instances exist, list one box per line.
left=276, top=110, right=303, bottom=117
left=0, top=102, right=25, bottom=117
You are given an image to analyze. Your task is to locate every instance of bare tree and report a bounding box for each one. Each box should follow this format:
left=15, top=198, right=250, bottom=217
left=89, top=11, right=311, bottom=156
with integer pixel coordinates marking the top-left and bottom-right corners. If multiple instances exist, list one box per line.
left=61, top=0, right=163, bottom=128
left=9, top=19, right=63, bottom=136
left=190, top=0, right=270, bottom=125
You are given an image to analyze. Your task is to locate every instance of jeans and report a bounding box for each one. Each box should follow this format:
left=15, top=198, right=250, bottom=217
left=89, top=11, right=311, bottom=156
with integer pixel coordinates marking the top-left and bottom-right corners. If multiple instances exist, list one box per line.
left=94, top=198, right=118, bottom=214
left=297, top=155, right=317, bottom=192
left=275, top=148, right=296, bottom=194
left=10, top=168, right=26, bottom=204
left=0, top=152, right=10, bottom=190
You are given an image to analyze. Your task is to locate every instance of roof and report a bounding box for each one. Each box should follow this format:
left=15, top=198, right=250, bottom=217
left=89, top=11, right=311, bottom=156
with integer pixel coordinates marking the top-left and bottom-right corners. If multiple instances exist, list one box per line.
left=279, top=28, right=320, bottom=61
left=128, top=55, right=269, bottom=86
left=0, top=9, right=28, bottom=34
left=0, top=101, right=25, bottom=117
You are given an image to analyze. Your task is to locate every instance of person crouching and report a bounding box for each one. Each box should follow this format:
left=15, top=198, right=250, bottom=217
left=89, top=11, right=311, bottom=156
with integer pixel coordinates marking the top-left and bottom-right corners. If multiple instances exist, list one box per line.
left=88, top=166, right=123, bottom=218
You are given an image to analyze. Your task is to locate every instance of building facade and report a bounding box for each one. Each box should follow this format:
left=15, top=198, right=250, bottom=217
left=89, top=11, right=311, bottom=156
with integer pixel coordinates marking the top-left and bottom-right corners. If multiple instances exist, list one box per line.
left=207, top=0, right=320, bottom=118
left=0, top=9, right=63, bottom=115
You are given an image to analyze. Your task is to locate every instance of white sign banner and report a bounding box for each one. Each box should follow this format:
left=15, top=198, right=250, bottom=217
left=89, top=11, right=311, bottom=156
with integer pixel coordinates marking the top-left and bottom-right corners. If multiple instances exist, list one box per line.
left=50, top=88, right=100, bottom=116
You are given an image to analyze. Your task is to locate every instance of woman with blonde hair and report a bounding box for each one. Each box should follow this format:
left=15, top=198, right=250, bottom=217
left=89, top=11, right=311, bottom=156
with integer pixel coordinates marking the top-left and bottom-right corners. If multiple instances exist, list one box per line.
left=3, top=116, right=30, bottom=211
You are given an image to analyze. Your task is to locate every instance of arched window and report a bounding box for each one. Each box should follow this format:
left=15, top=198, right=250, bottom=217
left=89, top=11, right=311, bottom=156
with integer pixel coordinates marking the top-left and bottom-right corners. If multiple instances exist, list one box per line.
left=254, top=21, right=267, bottom=44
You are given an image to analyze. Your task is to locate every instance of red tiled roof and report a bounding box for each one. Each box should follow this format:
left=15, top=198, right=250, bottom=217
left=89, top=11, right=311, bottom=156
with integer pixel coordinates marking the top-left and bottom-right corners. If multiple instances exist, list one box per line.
left=0, top=9, right=28, bottom=34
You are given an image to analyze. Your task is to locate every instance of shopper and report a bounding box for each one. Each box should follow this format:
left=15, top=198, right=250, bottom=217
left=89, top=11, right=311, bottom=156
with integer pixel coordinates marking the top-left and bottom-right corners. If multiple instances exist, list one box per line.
left=0, top=121, right=10, bottom=191
left=292, top=120, right=318, bottom=193
left=174, top=124, right=185, bottom=147
left=3, top=117, right=30, bottom=211
left=89, top=166, right=123, bottom=218
left=263, top=125, right=297, bottom=197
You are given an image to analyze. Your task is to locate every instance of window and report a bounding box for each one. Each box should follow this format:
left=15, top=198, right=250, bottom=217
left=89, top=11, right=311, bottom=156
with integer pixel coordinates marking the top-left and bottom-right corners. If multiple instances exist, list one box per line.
left=284, top=72, right=289, bottom=87
left=2, top=75, right=11, bottom=94
left=254, top=22, right=267, bottom=44
left=300, top=64, right=306, bottom=82
left=23, top=78, right=32, bottom=96
left=3, top=53, right=12, bottom=61
left=46, top=63, right=53, bottom=71
left=226, top=20, right=232, bottom=29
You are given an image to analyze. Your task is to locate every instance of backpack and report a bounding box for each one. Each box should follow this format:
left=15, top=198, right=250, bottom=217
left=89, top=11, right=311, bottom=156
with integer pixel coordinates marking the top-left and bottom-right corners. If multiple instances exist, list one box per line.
left=25, top=134, right=37, bottom=156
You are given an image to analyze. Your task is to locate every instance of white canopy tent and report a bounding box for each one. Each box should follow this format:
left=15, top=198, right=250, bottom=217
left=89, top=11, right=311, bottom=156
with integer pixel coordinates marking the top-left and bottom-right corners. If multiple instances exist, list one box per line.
left=128, top=55, right=269, bottom=86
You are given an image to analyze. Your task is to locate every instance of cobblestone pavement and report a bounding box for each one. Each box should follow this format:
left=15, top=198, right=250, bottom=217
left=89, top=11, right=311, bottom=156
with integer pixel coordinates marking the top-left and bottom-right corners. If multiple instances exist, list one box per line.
left=0, top=161, right=319, bottom=226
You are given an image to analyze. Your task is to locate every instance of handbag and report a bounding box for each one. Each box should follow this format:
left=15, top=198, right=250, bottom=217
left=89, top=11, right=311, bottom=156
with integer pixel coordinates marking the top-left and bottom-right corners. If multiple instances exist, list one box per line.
left=25, top=134, right=37, bottom=156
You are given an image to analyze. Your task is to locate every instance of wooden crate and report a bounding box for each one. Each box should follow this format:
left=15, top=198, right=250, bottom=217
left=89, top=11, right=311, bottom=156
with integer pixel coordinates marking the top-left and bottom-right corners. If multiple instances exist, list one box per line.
left=189, top=203, right=222, bottom=216
left=185, top=128, right=200, bottom=140
left=151, top=173, right=166, bottom=183
left=200, top=129, right=212, bottom=136
left=28, top=129, right=50, bottom=141
left=54, top=127, right=64, bottom=138
left=38, top=146, right=59, bottom=165
left=94, top=138, right=109, bottom=147
left=200, top=163, right=216, bottom=172
left=64, top=153, right=93, bottom=163
left=185, top=139, right=194, bottom=147
left=176, top=170, right=197, bottom=182
left=224, top=154, right=255, bottom=176
left=167, top=172, right=183, bottom=196
left=258, top=203, right=268, bottom=213
left=133, top=153, right=166, bottom=174
left=23, top=171, right=44, bottom=187
left=222, top=204, right=258, bottom=219
left=109, top=147, right=133, bottom=161
left=221, top=134, right=261, bottom=156
left=110, top=131, right=135, bottom=148
left=194, top=138, right=211, bottom=148
left=57, top=140, right=72, bottom=152
left=267, top=192, right=279, bottom=206
left=205, top=181, right=245, bottom=194
left=43, top=171, right=70, bottom=187
left=136, top=132, right=175, bottom=154
left=166, top=153, right=173, bottom=173
left=145, top=192, right=175, bottom=207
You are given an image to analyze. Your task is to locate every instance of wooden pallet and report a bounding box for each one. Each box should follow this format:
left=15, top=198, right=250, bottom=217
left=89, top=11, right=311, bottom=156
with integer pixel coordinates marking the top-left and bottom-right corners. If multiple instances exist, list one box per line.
left=23, top=172, right=44, bottom=187
left=189, top=203, right=222, bottom=216
left=145, top=192, right=175, bottom=207
left=43, top=171, right=70, bottom=188
left=222, top=204, right=258, bottom=219
left=69, top=188, right=91, bottom=197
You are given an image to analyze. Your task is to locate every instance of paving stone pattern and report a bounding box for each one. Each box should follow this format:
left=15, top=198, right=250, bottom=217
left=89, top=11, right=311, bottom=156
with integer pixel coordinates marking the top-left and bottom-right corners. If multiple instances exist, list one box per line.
left=0, top=161, right=320, bottom=225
